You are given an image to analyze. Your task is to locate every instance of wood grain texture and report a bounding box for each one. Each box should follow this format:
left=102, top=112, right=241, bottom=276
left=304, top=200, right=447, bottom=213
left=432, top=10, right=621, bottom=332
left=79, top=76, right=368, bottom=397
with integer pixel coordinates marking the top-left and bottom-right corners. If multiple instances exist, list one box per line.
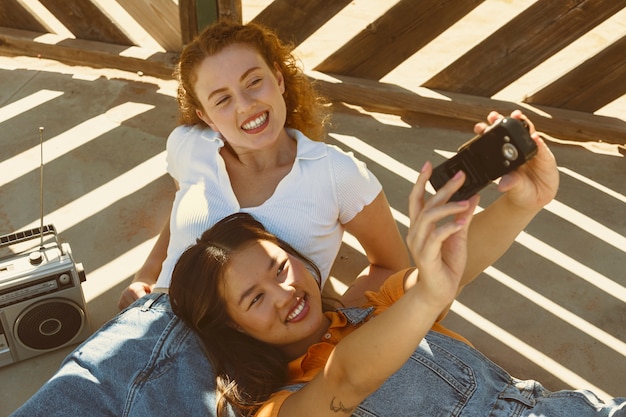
left=423, top=0, right=625, bottom=97
left=525, top=35, right=626, bottom=112
left=314, top=0, right=484, bottom=80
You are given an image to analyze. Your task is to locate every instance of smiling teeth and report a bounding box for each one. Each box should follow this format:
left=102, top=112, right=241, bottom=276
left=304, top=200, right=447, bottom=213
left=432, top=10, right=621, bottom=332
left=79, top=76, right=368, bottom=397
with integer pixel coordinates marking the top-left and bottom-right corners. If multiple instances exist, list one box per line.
left=242, top=113, right=268, bottom=130
left=286, top=298, right=306, bottom=321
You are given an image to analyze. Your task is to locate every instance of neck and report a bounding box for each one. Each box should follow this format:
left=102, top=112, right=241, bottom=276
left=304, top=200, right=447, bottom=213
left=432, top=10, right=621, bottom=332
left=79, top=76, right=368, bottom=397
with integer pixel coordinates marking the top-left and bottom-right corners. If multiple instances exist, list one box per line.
left=282, top=315, right=332, bottom=360
left=226, top=129, right=295, bottom=172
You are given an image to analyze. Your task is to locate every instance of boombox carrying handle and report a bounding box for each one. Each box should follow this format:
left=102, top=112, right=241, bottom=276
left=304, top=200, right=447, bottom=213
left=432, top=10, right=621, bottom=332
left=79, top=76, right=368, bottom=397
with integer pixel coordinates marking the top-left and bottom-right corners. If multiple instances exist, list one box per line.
left=0, top=224, right=59, bottom=250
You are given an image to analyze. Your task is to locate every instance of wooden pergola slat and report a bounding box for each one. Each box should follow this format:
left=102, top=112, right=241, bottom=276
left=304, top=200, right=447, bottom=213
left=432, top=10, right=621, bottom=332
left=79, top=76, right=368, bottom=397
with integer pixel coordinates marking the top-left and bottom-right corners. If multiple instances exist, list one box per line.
left=0, top=0, right=47, bottom=33
left=423, top=0, right=625, bottom=97
left=313, top=0, right=484, bottom=80
left=39, top=0, right=133, bottom=46
left=251, top=0, right=352, bottom=47
left=525, top=35, right=626, bottom=113
left=115, top=0, right=182, bottom=52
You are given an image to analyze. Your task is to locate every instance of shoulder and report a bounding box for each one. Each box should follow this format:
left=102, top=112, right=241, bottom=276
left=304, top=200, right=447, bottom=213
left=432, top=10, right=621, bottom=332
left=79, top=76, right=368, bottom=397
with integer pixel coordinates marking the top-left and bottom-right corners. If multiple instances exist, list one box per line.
left=289, top=128, right=328, bottom=159
left=166, top=125, right=222, bottom=162
left=287, top=129, right=365, bottom=171
left=166, top=125, right=222, bottom=179
left=167, top=124, right=220, bottom=149
left=255, top=390, right=293, bottom=417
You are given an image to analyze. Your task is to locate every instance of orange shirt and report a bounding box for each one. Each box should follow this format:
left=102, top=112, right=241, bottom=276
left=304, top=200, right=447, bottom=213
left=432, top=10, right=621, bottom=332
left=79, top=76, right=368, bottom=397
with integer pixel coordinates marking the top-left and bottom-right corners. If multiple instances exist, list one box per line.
left=254, top=268, right=472, bottom=417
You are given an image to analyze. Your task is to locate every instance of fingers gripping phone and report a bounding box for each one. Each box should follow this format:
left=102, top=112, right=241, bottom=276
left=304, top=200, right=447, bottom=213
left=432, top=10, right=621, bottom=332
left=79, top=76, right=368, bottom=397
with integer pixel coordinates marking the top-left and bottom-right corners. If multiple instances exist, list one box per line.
left=429, top=117, right=538, bottom=201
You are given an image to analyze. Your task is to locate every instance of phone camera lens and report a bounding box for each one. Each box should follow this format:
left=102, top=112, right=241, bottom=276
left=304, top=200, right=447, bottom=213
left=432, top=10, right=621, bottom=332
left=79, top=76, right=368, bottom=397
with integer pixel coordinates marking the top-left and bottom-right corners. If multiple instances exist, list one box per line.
left=502, top=143, right=518, bottom=161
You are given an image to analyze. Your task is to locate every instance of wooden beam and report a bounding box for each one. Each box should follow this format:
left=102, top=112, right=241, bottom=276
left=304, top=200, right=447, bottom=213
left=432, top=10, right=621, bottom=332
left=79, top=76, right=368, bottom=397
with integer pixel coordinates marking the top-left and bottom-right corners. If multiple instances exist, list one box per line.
left=0, top=0, right=47, bottom=32
left=39, top=0, right=133, bottom=46
left=309, top=72, right=626, bottom=144
left=178, top=0, right=239, bottom=46
left=115, top=0, right=182, bottom=52
left=314, top=0, right=484, bottom=80
left=217, top=0, right=242, bottom=23
left=525, top=35, right=626, bottom=113
left=0, top=27, right=178, bottom=79
left=252, top=0, right=351, bottom=47
left=179, top=0, right=199, bottom=45
left=423, top=0, right=626, bottom=97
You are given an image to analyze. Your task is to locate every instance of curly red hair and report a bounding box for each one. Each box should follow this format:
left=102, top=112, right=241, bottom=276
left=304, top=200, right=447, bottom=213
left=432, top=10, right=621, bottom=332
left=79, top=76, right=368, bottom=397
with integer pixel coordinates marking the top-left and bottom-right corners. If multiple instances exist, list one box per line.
left=174, top=20, right=330, bottom=141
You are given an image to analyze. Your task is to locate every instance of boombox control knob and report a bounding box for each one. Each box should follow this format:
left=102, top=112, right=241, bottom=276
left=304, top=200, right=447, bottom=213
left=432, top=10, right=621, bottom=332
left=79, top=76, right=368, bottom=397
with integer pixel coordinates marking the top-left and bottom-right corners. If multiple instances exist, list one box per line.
left=59, top=273, right=71, bottom=285
left=29, top=251, right=43, bottom=265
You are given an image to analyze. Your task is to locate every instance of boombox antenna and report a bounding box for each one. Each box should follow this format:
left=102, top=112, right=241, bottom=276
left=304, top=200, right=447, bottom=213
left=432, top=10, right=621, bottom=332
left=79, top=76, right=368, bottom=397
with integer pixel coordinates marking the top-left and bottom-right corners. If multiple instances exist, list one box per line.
left=39, top=126, right=45, bottom=249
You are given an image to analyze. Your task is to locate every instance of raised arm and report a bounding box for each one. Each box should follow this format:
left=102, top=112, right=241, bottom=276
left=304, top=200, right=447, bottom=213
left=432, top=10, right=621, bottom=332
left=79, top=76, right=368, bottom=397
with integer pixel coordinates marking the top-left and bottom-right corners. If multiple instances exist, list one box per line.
left=279, top=166, right=479, bottom=417
left=461, top=110, right=559, bottom=288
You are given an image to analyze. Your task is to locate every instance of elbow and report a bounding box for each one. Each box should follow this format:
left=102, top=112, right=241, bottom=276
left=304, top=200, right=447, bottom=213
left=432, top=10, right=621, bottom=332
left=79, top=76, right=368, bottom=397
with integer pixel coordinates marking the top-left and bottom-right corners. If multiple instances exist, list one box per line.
left=324, top=352, right=385, bottom=404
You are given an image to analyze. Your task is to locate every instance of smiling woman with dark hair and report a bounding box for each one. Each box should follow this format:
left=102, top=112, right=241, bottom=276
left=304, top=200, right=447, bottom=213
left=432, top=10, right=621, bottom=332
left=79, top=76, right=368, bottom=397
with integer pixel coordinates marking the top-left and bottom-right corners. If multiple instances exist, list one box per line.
left=170, top=177, right=625, bottom=417
left=170, top=212, right=322, bottom=417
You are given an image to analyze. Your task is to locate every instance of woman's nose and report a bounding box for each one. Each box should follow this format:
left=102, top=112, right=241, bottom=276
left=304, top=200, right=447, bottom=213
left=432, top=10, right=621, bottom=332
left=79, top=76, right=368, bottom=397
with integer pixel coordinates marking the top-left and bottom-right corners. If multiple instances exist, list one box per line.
left=273, top=283, right=295, bottom=308
left=236, top=91, right=255, bottom=113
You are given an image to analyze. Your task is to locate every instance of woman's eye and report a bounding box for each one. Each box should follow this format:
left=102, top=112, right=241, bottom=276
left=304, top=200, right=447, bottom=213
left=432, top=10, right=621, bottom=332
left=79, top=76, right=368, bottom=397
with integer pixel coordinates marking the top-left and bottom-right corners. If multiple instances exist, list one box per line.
left=215, top=96, right=230, bottom=106
left=250, top=293, right=263, bottom=307
left=248, top=77, right=262, bottom=88
left=277, top=260, right=287, bottom=276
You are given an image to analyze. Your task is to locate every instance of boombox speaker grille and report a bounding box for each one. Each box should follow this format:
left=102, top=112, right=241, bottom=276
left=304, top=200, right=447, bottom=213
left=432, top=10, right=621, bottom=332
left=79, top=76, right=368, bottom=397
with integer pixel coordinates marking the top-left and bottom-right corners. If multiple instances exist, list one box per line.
left=15, top=299, right=85, bottom=351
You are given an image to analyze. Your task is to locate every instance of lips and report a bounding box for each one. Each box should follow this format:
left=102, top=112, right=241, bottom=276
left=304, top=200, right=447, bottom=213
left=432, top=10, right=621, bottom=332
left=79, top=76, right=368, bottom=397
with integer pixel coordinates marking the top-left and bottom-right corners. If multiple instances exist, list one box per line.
left=285, top=296, right=308, bottom=323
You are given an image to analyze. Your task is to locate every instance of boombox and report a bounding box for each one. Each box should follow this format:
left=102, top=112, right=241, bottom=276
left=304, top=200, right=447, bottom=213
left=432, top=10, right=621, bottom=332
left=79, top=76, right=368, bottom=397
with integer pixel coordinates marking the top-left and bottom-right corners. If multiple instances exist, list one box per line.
left=0, top=225, right=91, bottom=367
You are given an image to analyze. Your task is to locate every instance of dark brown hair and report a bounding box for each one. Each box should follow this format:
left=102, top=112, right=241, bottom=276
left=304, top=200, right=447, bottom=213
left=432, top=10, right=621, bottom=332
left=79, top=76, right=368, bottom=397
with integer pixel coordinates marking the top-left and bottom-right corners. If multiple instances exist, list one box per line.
left=169, top=212, right=321, bottom=417
left=174, top=20, right=330, bottom=140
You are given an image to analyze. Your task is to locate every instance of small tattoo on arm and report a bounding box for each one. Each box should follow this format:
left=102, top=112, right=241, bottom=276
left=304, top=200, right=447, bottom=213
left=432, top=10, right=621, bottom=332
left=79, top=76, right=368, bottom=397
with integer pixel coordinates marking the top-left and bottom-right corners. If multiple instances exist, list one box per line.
left=330, top=397, right=354, bottom=414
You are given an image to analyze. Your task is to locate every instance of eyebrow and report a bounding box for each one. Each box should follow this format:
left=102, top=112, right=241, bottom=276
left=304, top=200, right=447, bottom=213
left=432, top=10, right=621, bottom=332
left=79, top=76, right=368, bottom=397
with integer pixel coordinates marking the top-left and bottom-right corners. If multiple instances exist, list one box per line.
left=208, top=66, right=262, bottom=101
left=237, top=254, right=278, bottom=307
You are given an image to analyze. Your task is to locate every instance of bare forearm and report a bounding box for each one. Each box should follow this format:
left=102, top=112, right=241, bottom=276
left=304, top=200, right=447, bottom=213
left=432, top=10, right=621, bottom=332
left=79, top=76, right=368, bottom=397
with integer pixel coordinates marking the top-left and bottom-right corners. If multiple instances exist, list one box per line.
left=461, top=112, right=559, bottom=288
left=118, top=218, right=170, bottom=309
left=463, top=195, right=539, bottom=285
left=133, top=217, right=170, bottom=285
left=327, top=275, right=445, bottom=403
